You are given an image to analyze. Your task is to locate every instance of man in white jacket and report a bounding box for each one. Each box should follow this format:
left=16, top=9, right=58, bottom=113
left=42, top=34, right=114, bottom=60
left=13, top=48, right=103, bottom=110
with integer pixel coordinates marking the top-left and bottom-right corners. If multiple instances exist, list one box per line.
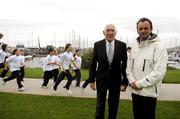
left=127, top=17, right=168, bottom=119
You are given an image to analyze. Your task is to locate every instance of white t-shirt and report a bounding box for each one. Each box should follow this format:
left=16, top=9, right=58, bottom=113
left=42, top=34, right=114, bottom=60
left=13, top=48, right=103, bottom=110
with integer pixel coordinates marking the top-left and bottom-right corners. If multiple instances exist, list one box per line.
left=6, top=55, right=22, bottom=72
left=20, top=55, right=25, bottom=67
left=42, top=55, right=54, bottom=71
left=73, top=55, right=82, bottom=70
left=51, top=55, right=59, bottom=70
left=60, top=52, right=74, bottom=70
left=0, top=50, right=10, bottom=63
left=58, top=54, right=62, bottom=59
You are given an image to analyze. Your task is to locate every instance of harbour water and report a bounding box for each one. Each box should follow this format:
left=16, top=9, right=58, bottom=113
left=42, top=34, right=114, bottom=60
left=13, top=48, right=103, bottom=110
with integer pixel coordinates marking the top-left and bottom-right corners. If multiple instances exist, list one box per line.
left=168, top=62, right=180, bottom=69
left=26, top=57, right=45, bottom=68
left=26, top=57, right=180, bottom=69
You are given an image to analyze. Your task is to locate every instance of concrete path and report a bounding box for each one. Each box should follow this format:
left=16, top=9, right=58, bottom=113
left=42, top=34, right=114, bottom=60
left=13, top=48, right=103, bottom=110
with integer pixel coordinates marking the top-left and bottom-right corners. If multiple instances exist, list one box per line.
left=0, top=78, right=180, bottom=101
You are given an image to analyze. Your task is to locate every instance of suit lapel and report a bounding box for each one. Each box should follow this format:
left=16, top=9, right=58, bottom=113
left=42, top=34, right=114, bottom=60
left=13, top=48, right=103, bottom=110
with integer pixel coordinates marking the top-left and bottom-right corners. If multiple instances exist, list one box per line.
left=102, top=39, right=108, bottom=61
left=112, top=40, right=119, bottom=63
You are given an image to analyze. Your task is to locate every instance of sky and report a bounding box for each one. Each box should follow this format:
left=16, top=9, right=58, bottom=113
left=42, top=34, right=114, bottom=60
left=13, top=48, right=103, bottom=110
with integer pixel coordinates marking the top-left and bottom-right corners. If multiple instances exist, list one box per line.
left=0, top=0, right=180, bottom=48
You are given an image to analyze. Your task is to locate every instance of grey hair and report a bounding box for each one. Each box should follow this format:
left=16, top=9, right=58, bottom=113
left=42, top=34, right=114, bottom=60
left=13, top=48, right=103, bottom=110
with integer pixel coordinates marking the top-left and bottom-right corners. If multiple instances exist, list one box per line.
left=103, top=24, right=117, bottom=32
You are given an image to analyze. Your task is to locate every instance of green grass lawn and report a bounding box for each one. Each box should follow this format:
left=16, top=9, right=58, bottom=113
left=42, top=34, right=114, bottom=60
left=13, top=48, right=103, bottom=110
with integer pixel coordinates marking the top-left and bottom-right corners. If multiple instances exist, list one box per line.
left=1, top=67, right=180, bottom=83
left=1, top=68, right=88, bottom=80
left=0, top=68, right=43, bottom=79
left=163, top=68, right=180, bottom=83
left=0, top=92, right=179, bottom=119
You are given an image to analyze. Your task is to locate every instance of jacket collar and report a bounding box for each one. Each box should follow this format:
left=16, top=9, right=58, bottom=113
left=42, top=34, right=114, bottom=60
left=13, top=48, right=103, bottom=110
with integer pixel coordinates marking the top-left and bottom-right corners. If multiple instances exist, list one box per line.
left=137, top=33, right=157, bottom=43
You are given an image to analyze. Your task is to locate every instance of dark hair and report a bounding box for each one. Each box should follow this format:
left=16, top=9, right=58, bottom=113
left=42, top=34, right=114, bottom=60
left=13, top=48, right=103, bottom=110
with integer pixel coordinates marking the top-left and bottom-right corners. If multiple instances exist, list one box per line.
left=0, top=33, right=3, bottom=39
left=127, top=47, right=131, bottom=50
left=75, top=49, right=81, bottom=53
left=1, top=44, right=7, bottom=51
left=65, top=43, right=72, bottom=51
left=136, top=17, right=153, bottom=30
left=73, top=54, right=76, bottom=57
left=13, top=48, right=18, bottom=55
left=48, top=48, right=54, bottom=53
left=73, top=49, right=81, bottom=57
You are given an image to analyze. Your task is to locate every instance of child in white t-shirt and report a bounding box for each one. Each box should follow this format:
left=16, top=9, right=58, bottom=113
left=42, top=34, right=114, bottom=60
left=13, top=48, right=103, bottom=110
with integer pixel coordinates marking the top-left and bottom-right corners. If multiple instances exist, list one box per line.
left=1, top=49, right=24, bottom=91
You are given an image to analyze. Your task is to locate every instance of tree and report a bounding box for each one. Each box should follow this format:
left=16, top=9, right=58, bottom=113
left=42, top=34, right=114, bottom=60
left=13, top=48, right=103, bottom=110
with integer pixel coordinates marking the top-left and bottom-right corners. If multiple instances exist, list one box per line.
left=81, top=48, right=93, bottom=69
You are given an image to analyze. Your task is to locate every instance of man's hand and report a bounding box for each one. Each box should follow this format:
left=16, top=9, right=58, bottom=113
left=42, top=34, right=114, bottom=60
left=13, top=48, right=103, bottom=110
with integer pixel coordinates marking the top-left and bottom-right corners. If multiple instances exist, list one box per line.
left=131, top=82, right=141, bottom=91
left=60, top=66, right=65, bottom=72
left=90, top=82, right=96, bottom=90
left=120, top=85, right=127, bottom=92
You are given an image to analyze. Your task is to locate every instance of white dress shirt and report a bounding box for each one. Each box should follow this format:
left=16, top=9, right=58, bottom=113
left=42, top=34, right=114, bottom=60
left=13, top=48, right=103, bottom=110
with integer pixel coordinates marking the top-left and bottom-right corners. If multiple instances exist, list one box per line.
left=105, top=39, right=115, bottom=57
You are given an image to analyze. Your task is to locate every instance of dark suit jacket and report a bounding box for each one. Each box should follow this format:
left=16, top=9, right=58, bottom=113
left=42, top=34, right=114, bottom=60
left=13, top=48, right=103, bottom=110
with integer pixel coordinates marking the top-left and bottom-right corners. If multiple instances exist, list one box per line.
left=89, top=39, right=128, bottom=91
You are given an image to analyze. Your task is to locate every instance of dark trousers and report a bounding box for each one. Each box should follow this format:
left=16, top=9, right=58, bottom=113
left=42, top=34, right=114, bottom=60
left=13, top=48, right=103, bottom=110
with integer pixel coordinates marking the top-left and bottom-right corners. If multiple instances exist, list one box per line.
left=82, top=78, right=90, bottom=89
left=52, top=68, right=59, bottom=82
left=42, top=70, right=54, bottom=86
left=54, top=70, right=73, bottom=90
left=0, top=63, right=9, bottom=78
left=73, top=69, right=81, bottom=86
left=132, top=93, right=157, bottom=119
left=3, top=70, right=23, bottom=88
left=20, top=67, right=25, bottom=81
left=96, top=86, right=120, bottom=119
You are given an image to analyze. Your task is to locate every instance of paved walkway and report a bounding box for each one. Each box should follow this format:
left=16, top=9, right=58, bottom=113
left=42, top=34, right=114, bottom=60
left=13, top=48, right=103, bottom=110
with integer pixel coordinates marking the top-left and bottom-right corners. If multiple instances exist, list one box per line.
left=0, top=78, right=180, bottom=101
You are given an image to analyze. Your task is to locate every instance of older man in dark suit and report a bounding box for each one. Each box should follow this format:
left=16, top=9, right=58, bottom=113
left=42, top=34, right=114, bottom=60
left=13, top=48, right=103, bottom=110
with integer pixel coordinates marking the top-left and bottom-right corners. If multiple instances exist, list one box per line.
left=89, top=24, right=128, bottom=119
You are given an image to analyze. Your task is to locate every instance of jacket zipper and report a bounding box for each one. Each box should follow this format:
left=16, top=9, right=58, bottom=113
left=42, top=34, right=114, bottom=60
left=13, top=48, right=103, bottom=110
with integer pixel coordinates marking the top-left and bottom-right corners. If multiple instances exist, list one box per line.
left=155, top=85, right=157, bottom=94
left=142, top=59, right=146, bottom=71
left=132, top=59, right=134, bottom=70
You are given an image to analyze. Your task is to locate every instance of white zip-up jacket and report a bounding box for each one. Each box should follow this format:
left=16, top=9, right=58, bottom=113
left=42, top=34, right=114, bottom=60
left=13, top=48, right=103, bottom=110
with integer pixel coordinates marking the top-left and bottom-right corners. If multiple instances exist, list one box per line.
left=127, top=34, right=168, bottom=98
